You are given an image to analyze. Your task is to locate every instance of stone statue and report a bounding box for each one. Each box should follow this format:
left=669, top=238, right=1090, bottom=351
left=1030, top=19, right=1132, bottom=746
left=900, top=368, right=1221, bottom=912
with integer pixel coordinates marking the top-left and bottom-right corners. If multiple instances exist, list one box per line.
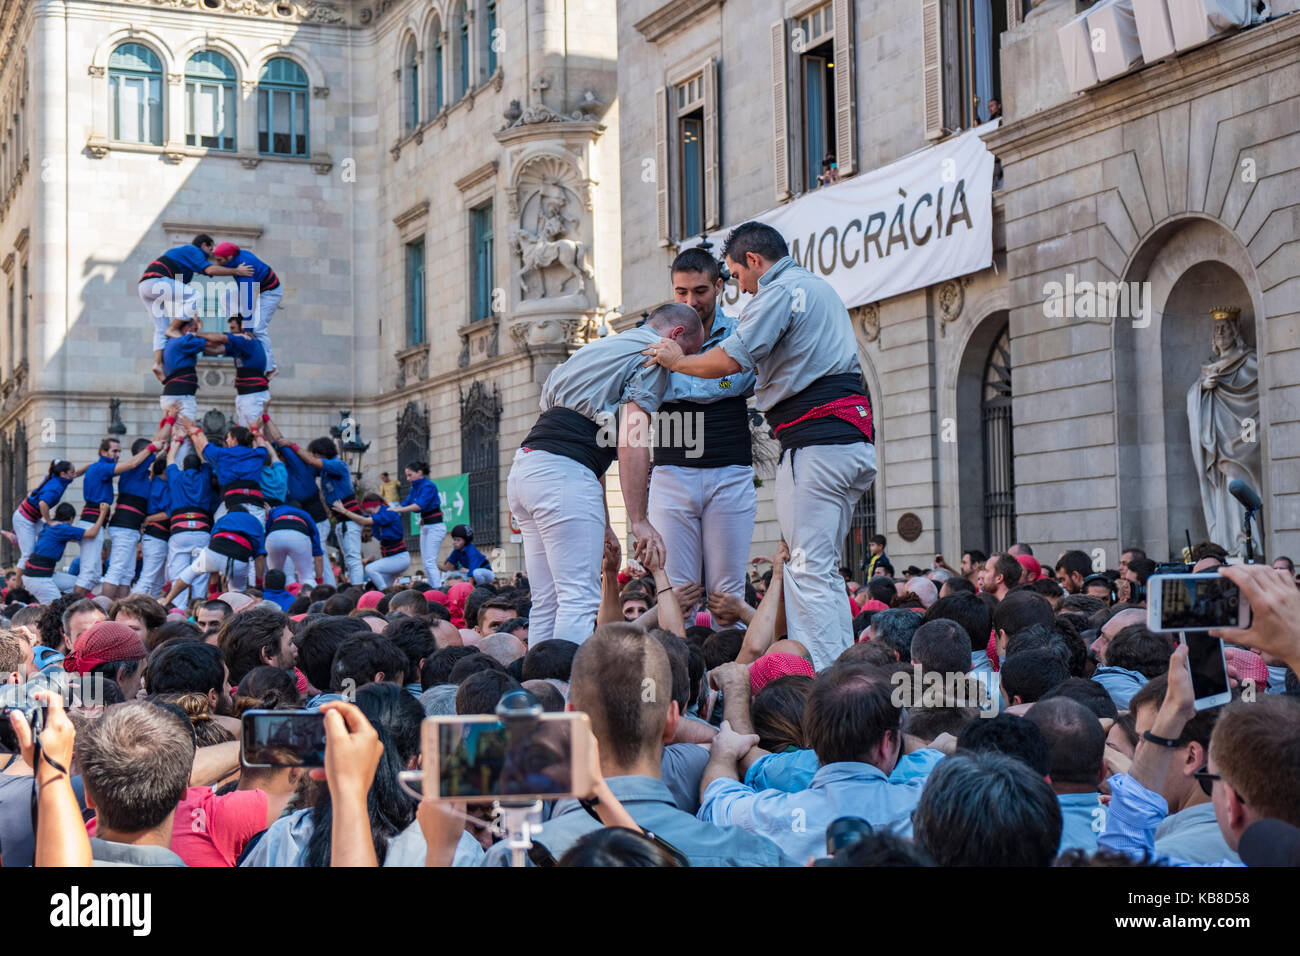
left=1186, top=307, right=1262, bottom=553
left=510, top=181, right=593, bottom=299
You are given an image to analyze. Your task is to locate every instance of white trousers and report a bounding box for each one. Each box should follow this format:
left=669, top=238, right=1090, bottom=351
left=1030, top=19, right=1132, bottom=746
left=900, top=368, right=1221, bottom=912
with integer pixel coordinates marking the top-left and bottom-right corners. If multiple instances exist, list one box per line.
left=132, top=535, right=170, bottom=597
left=103, top=526, right=142, bottom=587
left=234, top=391, right=270, bottom=429
left=775, top=442, right=878, bottom=672
left=250, top=286, right=283, bottom=371
left=337, top=519, right=363, bottom=585
left=420, top=522, right=446, bottom=589
left=506, top=448, right=604, bottom=647
left=167, top=531, right=211, bottom=607
left=366, top=552, right=411, bottom=590
left=139, top=278, right=200, bottom=351
left=648, top=463, right=756, bottom=599
left=314, top=519, right=338, bottom=587
left=11, top=508, right=40, bottom=567
left=179, top=547, right=249, bottom=593
left=266, top=529, right=317, bottom=587
left=160, top=394, right=198, bottom=460
left=74, top=518, right=104, bottom=591
left=24, top=573, right=76, bottom=604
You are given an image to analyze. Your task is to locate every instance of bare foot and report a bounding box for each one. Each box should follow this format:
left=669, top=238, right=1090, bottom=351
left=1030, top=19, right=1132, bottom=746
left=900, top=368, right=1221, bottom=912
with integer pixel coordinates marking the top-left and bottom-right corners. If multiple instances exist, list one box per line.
left=0, top=529, right=17, bottom=547
left=164, top=319, right=185, bottom=339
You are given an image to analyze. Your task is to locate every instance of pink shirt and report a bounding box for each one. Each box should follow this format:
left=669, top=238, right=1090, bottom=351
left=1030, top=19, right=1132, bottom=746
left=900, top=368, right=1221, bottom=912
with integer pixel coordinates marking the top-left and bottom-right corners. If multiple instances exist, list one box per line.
left=170, top=786, right=269, bottom=867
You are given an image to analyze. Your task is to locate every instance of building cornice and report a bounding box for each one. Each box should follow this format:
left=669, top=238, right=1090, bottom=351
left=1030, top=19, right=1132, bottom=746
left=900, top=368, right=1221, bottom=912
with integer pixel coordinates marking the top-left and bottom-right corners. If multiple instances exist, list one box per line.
left=634, top=0, right=724, bottom=44
left=454, top=159, right=497, bottom=194
left=162, top=220, right=264, bottom=242
left=115, top=0, right=347, bottom=26
left=392, top=199, right=429, bottom=230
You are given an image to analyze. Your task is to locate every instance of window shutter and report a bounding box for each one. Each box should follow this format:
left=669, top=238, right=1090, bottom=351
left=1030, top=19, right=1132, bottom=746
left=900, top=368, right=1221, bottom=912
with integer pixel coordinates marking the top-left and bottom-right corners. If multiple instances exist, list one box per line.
left=655, top=85, right=670, bottom=245
left=832, top=0, right=856, bottom=176
left=702, top=57, right=720, bottom=230
left=770, top=20, right=790, bottom=202
left=922, top=0, right=945, bottom=140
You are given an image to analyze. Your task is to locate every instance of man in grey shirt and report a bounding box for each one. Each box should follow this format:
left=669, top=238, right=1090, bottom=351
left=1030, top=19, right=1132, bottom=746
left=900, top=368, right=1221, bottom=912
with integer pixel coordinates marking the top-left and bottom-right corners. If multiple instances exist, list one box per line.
left=507, top=303, right=704, bottom=646
left=644, top=222, right=876, bottom=669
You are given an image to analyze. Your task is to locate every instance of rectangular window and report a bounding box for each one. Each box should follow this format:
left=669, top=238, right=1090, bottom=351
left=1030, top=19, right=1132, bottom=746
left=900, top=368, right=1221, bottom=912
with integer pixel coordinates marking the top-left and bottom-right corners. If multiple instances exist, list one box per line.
left=801, top=46, right=834, bottom=189
left=406, top=238, right=426, bottom=346
left=674, top=76, right=705, bottom=241
left=186, top=81, right=235, bottom=150
left=258, top=88, right=308, bottom=156
left=435, top=45, right=445, bottom=111
left=5, top=283, right=12, bottom=372
left=939, top=0, right=1004, bottom=131
left=111, top=74, right=163, bottom=145
left=471, top=203, right=494, bottom=322
left=19, top=263, right=26, bottom=370
left=487, top=0, right=498, bottom=75
left=459, top=22, right=470, bottom=98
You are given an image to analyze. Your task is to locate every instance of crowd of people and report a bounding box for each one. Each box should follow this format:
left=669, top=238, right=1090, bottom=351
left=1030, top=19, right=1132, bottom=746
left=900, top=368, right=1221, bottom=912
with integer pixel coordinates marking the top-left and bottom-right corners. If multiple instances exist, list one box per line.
left=1, top=222, right=1298, bottom=868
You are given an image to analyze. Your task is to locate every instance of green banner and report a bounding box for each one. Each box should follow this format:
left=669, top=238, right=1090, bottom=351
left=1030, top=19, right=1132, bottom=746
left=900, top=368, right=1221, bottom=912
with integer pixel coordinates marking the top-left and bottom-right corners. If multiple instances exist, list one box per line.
left=429, top=472, right=469, bottom=528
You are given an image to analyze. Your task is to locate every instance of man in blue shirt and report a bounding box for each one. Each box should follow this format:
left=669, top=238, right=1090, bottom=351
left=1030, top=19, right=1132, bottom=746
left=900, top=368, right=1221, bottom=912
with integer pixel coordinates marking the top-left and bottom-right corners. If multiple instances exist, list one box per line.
left=1023, top=697, right=1106, bottom=855
left=333, top=496, right=409, bottom=590
left=138, top=233, right=254, bottom=381
left=212, top=241, right=283, bottom=375
left=180, top=416, right=269, bottom=527
left=261, top=414, right=335, bottom=587
left=481, top=623, right=794, bottom=866
left=442, top=523, right=494, bottom=585
left=163, top=436, right=217, bottom=609
left=102, top=437, right=161, bottom=600
left=260, top=568, right=296, bottom=611
left=159, top=320, right=231, bottom=458
left=264, top=501, right=325, bottom=588
left=221, top=319, right=271, bottom=429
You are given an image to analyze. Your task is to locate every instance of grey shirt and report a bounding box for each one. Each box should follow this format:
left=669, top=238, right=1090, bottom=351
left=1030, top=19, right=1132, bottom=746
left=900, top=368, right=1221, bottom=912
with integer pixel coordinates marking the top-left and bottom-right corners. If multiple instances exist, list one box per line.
left=663, top=311, right=755, bottom=404
left=90, top=837, right=187, bottom=867
left=718, top=256, right=862, bottom=411
left=1154, top=802, right=1241, bottom=864
left=540, top=324, right=672, bottom=421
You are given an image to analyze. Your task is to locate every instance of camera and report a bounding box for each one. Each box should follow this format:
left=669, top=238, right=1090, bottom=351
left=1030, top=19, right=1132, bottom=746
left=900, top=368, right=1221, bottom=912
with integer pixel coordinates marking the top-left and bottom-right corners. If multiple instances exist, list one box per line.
left=0, top=680, right=50, bottom=736
left=812, top=816, right=873, bottom=865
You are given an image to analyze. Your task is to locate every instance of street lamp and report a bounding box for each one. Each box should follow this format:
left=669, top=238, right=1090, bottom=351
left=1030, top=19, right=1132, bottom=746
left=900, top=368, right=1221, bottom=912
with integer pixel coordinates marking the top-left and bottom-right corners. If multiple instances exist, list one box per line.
left=329, top=409, right=371, bottom=487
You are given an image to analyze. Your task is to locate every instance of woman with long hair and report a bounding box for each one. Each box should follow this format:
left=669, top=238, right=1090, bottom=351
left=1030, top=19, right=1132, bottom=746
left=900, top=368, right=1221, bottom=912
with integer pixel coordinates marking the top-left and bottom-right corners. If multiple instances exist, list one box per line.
left=4, top=459, right=86, bottom=567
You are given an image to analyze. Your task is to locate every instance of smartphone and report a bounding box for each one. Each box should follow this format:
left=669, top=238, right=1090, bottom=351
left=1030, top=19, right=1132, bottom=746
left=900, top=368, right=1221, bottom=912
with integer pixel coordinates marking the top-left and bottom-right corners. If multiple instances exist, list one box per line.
left=241, top=709, right=328, bottom=768
left=413, top=713, right=589, bottom=803
left=1180, top=632, right=1233, bottom=711
left=1146, top=573, right=1251, bottom=633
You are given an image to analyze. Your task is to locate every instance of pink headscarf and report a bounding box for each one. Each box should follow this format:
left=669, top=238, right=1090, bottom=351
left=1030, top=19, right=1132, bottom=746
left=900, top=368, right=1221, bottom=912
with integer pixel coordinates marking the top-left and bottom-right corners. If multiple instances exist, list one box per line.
left=446, top=582, right=474, bottom=628
left=357, top=590, right=384, bottom=610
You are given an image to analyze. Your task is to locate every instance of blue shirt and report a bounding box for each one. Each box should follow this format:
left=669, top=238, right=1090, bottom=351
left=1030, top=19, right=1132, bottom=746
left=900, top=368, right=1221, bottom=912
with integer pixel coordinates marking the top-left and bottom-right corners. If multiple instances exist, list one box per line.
left=481, top=776, right=794, bottom=867
left=226, top=249, right=276, bottom=307
left=448, top=544, right=490, bottom=572
left=25, top=474, right=73, bottom=510
left=262, top=588, right=295, bottom=611
left=117, top=454, right=155, bottom=500
left=163, top=334, right=208, bottom=379
left=1099, top=774, right=1242, bottom=867
left=745, top=747, right=945, bottom=792
left=224, top=333, right=267, bottom=374
left=211, top=511, right=266, bottom=557
left=663, top=311, right=757, bottom=403
left=268, top=505, right=323, bottom=555
left=1057, top=792, right=1103, bottom=855
left=318, top=458, right=354, bottom=505
left=146, top=475, right=169, bottom=517
left=167, top=463, right=215, bottom=514
left=401, top=477, right=441, bottom=513
left=278, top=445, right=321, bottom=503
left=699, top=761, right=931, bottom=862
left=203, top=445, right=268, bottom=485
left=1091, top=666, right=1149, bottom=710
left=260, top=461, right=287, bottom=503
left=31, top=523, right=87, bottom=562
left=83, top=456, right=118, bottom=505
left=371, top=505, right=404, bottom=544
left=163, top=244, right=211, bottom=277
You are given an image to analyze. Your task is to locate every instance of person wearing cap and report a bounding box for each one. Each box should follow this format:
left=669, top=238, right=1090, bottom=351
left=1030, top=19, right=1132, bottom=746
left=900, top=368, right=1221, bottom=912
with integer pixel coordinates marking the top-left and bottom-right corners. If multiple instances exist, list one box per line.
left=162, top=509, right=267, bottom=606
left=20, top=504, right=108, bottom=604
left=441, top=524, right=494, bottom=586
left=387, top=461, right=445, bottom=588
left=507, top=302, right=703, bottom=648
left=62, top=619, right=149, bottom=698
left=140, top=233, right=255, bottom=381
left=334, top=495, right=411, bottom=589
left=211, top=241, right=283, bottom=374
left=646, top=248, right=757, bottom=612
left=644, top=223, right=876, bottom=672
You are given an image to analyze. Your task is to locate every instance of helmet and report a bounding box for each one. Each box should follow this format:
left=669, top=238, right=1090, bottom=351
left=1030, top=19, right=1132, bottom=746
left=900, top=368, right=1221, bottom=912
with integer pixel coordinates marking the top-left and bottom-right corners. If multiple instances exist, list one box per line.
left=450, top=524, right=473, bottom=542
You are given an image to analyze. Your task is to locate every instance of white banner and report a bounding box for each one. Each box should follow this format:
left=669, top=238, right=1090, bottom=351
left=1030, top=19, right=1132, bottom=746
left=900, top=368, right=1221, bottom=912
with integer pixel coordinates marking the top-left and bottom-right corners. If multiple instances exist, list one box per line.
left=706, top=122, right=998, bottom=312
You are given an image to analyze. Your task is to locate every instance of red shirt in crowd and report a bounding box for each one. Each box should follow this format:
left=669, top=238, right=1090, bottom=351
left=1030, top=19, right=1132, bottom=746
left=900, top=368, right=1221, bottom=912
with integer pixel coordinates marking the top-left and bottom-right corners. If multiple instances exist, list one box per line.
left=170, top=786, right=269, bottom=867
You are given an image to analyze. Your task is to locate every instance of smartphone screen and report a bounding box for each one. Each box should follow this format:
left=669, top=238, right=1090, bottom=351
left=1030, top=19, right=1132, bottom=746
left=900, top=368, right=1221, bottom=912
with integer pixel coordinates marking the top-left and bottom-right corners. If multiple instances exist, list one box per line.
left=431, top=714, right=582, bottom=800
left=1157, top=575, right=1244, bottom=631
left=241, top=710, right=327, bottom=768
left=1183, top=633, right=1231, bottom=706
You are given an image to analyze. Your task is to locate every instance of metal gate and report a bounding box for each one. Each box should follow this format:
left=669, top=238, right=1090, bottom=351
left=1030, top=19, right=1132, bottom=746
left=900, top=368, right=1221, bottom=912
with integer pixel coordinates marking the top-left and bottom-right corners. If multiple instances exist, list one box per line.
left=460, top=381, right=501, bottom=548
left=396, top=401, right=430, bottom=550
left=982, top=324, right=1015, bottom=552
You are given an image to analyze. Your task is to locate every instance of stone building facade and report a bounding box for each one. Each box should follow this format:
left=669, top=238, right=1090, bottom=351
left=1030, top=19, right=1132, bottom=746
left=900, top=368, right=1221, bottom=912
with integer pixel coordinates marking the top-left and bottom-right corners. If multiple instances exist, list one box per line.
left=615, top=0, right=1300, bottom=572
left=0, top=0, right=621, bottom=574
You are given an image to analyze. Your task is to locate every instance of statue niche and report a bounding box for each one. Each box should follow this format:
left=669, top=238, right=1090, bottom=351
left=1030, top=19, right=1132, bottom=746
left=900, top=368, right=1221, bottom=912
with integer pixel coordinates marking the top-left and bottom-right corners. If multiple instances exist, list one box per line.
left=508, top=156, right=595, bottom=307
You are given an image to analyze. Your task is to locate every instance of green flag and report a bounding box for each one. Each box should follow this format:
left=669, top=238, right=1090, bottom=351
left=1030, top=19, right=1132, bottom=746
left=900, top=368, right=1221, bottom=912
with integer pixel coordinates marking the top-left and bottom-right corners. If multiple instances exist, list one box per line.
left=430, top=473, right=470, bottom=528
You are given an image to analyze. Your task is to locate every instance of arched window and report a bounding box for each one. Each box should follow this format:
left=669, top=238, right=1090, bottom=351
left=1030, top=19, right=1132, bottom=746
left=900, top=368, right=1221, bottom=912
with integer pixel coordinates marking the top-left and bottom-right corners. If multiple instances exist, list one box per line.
left=109, top=43, right=163, bottom=145
left=452, top=2, right=469, bottom=100
left=428, top=17, right=444, bottom=113
left=981, top=323, right=1016, bottom=552
left=402, top=37, right=419, bottom=133
left=186, top=51, right=237, bottom=150
left=258, top=57, right=308, bottom=156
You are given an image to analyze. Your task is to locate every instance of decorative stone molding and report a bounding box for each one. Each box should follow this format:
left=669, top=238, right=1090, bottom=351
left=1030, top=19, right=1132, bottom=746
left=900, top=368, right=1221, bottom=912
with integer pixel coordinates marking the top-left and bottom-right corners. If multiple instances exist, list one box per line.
left=85, top=137, right=110, bottom=159
left=87, top=65, right=106, bottom=77
left=491, top=68, right=504, bottom=93
left=394, top=344, right=429, bottom=389
left=455, top=160, right=497, bottom=194
left=313, top=86, right=330, bottom=99
left=239, top=156, right=262, bottom=169
left=635, top=0, right=725, bottom=43
left=392, top=199, right=429, bottom=231
left=311, top=156, right=333, bottom=174
left=162, top=149, right=187, bottom=164
left=167, top=73, right=182, bottom=86
left=241, top=80, right=258, bottom=93
left=1, top=252, right=13, bottom=275
left=857, top=303, right=880, bottom=343
left=458, top=317, right=500, bottom=368
left=390, top=143, right=401, bottom=161
left=937, top=279, right=964, bottom=324
left=14, top=227, right=28, bottom=254
left=413, top=129, right=423, bottom=145
left=162, top=220, right=263, bottom=242
left=116, top=0, right=345, bottom=24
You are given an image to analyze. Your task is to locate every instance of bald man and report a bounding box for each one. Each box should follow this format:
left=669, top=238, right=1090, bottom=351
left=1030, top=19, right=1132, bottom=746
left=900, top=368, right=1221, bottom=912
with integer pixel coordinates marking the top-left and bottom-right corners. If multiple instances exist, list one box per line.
left=507, top=303, right=704, bottom=648
left=1091, top=607, right=1146, bottom=665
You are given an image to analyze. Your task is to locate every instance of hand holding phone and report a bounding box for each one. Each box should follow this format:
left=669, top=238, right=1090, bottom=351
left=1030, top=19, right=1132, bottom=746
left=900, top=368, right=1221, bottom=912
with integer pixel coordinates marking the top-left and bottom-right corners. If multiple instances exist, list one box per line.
left=1178, top=632, right=1232, bottom=711
left=1146, top=572, right=1251, bottom=633
left=241, top=709, right=328, bottom=768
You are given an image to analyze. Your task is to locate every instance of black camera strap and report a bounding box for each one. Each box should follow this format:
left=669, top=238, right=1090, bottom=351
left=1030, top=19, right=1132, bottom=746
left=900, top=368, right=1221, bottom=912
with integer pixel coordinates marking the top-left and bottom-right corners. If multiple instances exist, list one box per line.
left=577, top=799, right=691, bottom=867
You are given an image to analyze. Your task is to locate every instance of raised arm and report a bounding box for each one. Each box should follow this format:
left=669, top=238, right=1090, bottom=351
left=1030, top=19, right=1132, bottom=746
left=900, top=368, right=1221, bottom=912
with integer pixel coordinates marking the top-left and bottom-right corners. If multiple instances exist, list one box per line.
left=643, top=338, right=741, bottom=379
left=203, top=262, right=255, bottom=277
left=111, top=419, right=170, bottom=475
left=736, top=541, right=789, bottom=665
left=597, top=533, right=624, bottom=627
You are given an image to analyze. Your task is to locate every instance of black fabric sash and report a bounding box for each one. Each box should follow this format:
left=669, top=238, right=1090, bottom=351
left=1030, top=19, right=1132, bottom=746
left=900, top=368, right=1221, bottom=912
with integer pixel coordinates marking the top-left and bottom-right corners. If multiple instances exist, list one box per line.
left=653, top=396, right=752, bottom=469
left=521, top=407, right=615, bottom=479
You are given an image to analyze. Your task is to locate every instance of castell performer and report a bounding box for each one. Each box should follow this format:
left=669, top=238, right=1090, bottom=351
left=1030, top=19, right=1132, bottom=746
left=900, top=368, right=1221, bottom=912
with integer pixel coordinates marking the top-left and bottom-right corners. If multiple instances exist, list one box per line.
left=643, top=221, right=876, bottom=670
left=507, top=302, right=704, bottom=647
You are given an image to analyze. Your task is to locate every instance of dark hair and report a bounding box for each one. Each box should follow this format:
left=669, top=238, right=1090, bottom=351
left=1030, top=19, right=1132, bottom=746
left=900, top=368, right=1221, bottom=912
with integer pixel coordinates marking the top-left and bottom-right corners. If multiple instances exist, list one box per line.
left=568, top=624, right=672, bottom=767
left=1023, top=697, right=1105, bottom=786
left=302, top=683, right=423, bottom=866
left=962, top=548, right=988, bottom=566
left=649, top=629, right=691, bottom=712
left=683, top=624, right=713, bottom=647
left=420, top=645, right=481, bottom=687
left=323, top=594, right=356, bottom=616
left=389, top=589, right=430, bottom=617
left=909, top=619, right=971, bottom=675
left=870, top=534, right=887, bottom=548
left=868, top=610, right=922, bottom=661
left=404, top=461, right=429, bottom=476
left=1127, top=673, right=1222, bottom=749
left=920, top=595, right=987, bottom=655
left=307, top=437, right=338, bottom=460
left=1128, top=557, right=1158, bottom=584
left=1105, top=625, right=1173, bottom=679
left=448, top=652, right=506, bottom=684
left=865, top=577, right=897, bottom=605
left=670, top=246, right=722, bottom=283
left=803, top=664, right=899, bottom=765
left=263, top=569, right=288, bottom=590
left=476, top=595, right=517, bottom=628
left=309, top=584, right=337, bottom=603
left=721, top=221, right=788, bottom=263
left=558, top=827, right=684, bottom=868
left=1001, top=648, right=1071, bottom=705
left=1039, top=676, right=1118, bottom=721
left=52, top=502, right=76, bottom=522
left=988, top=553, right=1023, bottom=589
left=1003, top=622, right=1056, bottom=658
left=957, top=713, right=1051, bottom=776
left=1061, top=594, right=1107, bottom=619
left=455, top=669, right=522, bottom=714
left=701, top=628, right=745, bottom=670
left=297, top=615, right=371, bottom=691
left=192, top=233, right=214, bottom=247
left=47, top=458, right=74, bottom=478
left=1055, top=550, right=1092, bottom=579
left=146, top=640, right=226, bottom=699
left=330, top=634, right=406, bottom=691
left=98, top=437, right=121, bottom=454
left=943, top=577, right=976, bottom=595
left=752, top=675, right=813, bottom=753
left=234, top=665, right=301, bottom=712
left=913, top=752, right=1062, bottom=867
left=463, top=587, right=497, bottom=633
left=424, top=601, right=451, bottom=624
left=226, top=426, right=254, bottom=447
left=826, top=830, right=935, bottom=867
left=383, top=616, right=433, bottom=683
left=217, top=606, right=290, bottom=686
left=992, top=592, right=1054, bottom=639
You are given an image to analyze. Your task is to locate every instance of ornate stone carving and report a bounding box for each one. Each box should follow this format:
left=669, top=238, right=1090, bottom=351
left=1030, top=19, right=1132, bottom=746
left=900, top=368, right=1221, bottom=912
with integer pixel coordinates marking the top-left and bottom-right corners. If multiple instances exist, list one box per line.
left=163, top=149, right=186, bottom=164
left=311, top=157, right=333, bottom=174
left=241, top=80, right=257, bottom=93
left=395, top=345, right=429, bottom=389
left=116, top=0, right=345, bottom=23
left=239, top=156, right=262, bottom=169
left=937, top=279, right=963, bottom=323
left=86, top=138, right=110, bottom=159
left=858, top=303, right=880, bottom=343
left=313, top=86, right=330, bottom=99
left=87, top=65, right=106, bottom=77
left=413, top=128, right=423, bottom=145
left=492, top=68, right=504, bottom=93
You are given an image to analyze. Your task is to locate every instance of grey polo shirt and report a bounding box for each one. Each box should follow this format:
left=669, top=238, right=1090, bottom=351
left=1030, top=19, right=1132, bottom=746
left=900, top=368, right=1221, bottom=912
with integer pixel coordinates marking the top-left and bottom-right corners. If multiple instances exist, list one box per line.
left=662, top=311, right=755, bottom=404
left=90, top=837, right=187, bottom=867
left=718, top=256, right=863, bottom=411
left=539, top=324, right=672, bottom=421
